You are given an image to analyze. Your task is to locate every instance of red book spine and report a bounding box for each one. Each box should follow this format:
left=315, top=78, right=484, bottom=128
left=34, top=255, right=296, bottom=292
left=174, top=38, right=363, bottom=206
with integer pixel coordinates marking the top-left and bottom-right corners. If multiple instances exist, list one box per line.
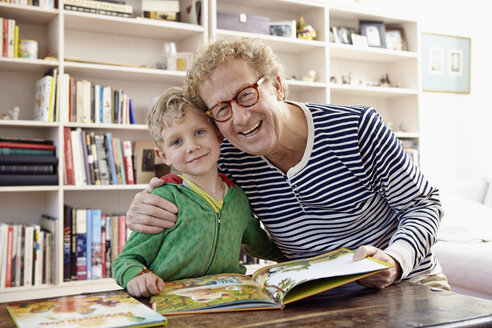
left=0, top=141, right=56, bottom=150
left=123, top=141, right=135, bottom=184
left=101, top=225, right=106, bottom=279
left=5, top=225, right=13, bottom=288
left=118, top=215, right=126, bottom=254
left=63, top=127, right=75, bottom=185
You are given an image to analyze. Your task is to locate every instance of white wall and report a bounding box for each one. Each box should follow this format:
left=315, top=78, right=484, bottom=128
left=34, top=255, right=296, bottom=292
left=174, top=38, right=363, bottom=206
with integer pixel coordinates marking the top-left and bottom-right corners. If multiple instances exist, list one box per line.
left=325, top=0, right=492, bottom=192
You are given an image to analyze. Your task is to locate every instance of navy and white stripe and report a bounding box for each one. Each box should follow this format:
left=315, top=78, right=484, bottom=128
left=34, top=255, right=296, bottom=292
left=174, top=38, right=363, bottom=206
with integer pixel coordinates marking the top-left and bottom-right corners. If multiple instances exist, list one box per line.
left=218, top=103, right=443, bottom=280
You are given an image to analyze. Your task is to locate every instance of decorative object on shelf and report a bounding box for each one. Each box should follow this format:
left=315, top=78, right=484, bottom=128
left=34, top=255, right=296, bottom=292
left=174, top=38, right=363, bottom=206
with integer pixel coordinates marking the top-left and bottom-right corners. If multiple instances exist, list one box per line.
left=330, top=76, right=337, bottom=84
left=18, top=39, right=38, bottom=59
left=63, top=0, right=133, bottom=17
left=167, top=52, right=193, bottom=71
left=359, top=20, right=386, bottom=48
left=297, top=16, right=316, bottom=40
left=341, top=72, right=352, bottom=85
left=269, top=20, right=296, bottom=39
left=351, top=33, right=368, bottom=47
left=380, top=73, right=391, bottom=87
left=422, top=33, right=471, bottom=94
left=385, top=27, right=406, bottom=51
left=217, top=10, right=270, bottom=35
left=337, top=26, right=356, bottom=44
left=141, top=0, right=179, bottom=20
left=9, top=106, right=20, bottom=120
left=157, top=41, right=177, bottom=70
left=180, top=0, right=201, bottom=25
left=302, top=70, right=316, bottom=83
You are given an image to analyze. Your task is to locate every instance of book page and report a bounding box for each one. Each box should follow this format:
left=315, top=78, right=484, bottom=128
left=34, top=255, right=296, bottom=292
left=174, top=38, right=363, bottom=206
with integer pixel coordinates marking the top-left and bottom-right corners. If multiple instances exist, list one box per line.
left=151, top=273, right=280, bottom=314
left=252, top=248, right=392, bottom=304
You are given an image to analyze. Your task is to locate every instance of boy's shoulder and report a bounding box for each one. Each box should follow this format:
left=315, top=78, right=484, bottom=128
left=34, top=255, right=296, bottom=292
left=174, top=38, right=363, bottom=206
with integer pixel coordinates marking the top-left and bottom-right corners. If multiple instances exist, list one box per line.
left=160, top=173, right=183, bottom=185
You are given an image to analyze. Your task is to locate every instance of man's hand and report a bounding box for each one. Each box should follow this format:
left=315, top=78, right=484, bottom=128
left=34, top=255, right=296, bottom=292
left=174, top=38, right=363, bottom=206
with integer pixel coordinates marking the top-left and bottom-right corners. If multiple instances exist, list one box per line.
left=353, top=245, right=402, bottom=289
left=127, top=272, right=165, bottom=297
left=126, top=177, right=178, bottom=233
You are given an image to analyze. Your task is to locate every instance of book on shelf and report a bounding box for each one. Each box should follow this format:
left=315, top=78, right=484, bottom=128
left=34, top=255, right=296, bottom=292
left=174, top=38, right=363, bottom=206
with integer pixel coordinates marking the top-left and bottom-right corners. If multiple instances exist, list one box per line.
left=75, top=208, right=88, bottom=280
left=143, top=11, right=179, bottom=21
left=94, top=134, right=111, bottom=185
left=0, top=147, right=54, bottom=156
left=63, top=205, right=72, bottom=281
left=40, top=215, right=56, bottom=284
left=63, top=127, right=75, bottom=185
left=91, top=209, right=103, bottom=280
left=86, top=210, right=92, bottom=280
left=33, top=75, right=53, bottom=122
left=123, top=140, right=135, bottom=184
left=0, top=223, right=11, bottom=288
left=0, top=174, right=58, bottom=186
left=0, top=154, right=58, bottom=165
left=150, top=248, right=393, bottom=315
left=0, top=164, right=55, bottom=175
left=0, top=18, right=4, bottom=57
left=105, top=133, right=118, bottom=185
left=7, top=291, right=167, bottom=328
left=0, top=141, right=55, bottom=151
left=23, top=225, right=34, bottom=287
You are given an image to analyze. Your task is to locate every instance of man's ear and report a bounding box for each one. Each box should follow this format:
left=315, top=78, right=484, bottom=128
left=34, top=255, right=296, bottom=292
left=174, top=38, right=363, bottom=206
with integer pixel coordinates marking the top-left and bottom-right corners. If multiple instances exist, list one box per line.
left=154, top=147, right=172, bottom=167
left=272, top=76, right=284, bottom=101
left=216, top=130, right=224, bottom=144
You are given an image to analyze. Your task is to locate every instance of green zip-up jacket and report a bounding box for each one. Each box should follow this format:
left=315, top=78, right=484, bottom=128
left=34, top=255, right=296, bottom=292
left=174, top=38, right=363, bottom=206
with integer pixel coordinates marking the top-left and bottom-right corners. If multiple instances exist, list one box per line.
left=113, top=174, right=287, bottom=289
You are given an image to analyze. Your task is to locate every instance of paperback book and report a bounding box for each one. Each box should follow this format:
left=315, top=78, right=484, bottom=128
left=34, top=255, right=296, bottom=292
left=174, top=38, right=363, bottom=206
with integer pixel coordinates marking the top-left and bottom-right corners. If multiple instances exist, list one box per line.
left=150, top=248, right=393, bottom=315
left=7, top=290, right=167, bottom=328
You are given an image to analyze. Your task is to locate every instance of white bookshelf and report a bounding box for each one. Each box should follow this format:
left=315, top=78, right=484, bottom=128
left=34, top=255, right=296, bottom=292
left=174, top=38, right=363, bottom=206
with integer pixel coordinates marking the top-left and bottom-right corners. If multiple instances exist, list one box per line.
left=0, top=0, right=421, bottom=302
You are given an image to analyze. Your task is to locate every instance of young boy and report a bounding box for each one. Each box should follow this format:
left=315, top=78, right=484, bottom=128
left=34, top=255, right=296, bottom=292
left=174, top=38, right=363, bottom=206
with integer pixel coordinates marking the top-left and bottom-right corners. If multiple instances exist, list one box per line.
left=112, top=87, right=287, bottom=297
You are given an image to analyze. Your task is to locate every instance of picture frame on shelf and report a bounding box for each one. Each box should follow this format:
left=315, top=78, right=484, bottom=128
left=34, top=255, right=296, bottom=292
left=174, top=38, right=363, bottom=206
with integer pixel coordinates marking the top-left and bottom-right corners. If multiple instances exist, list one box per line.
left=422, top=33, right=471, bottom=94
left=269, top=20, right=296, bottom=38
left=385, top=27, right=406, bottom=51
left=338, top=27, right=356, bottom=45
left=359, top=20, right=386, bottom=48
left=350, top=33, right=368, bottom=48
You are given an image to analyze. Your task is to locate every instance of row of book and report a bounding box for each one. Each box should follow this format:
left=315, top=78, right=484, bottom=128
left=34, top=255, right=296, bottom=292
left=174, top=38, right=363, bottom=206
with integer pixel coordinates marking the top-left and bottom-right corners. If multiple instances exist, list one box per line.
left=63, top=0, right=133, bottom=18
left=1, top=17, right=19, bottom=58
left=0, top=216, right=55, bottom=289
left=64, top=127, right=134, bottom=186
left=1, top=0, right=55, bottom=9
left=0, top=137, right=58, bottom=186
left=34, top=69, right=136, bottom=124
left=63, top=206, right=129, bottom=281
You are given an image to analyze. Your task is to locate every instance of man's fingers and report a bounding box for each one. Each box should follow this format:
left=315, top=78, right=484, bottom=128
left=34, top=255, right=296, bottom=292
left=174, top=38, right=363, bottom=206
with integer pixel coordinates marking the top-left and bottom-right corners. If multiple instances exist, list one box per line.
left=353, top=245, right=378, bottom=261
left=145, top=177, right=165, bottom=193
left=142, top=193, right=178, bottom=215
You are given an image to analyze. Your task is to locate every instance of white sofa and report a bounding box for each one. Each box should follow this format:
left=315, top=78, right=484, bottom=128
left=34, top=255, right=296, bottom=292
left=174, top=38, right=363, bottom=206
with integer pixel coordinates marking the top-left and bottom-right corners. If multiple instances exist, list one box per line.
left=432, top=178, right=492, bottom=300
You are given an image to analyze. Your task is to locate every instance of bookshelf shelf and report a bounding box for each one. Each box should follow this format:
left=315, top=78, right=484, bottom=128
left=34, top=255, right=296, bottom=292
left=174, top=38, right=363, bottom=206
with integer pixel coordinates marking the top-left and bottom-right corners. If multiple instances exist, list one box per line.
left=1, top=0, right=421, bottom=302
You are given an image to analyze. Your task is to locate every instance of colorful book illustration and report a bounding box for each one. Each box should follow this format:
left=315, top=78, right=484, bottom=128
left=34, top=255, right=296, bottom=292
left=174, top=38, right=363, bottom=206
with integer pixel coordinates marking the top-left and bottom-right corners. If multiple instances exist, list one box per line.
left=151, top=248, right=393, bottom=315
left=7, top=290, right=167, bottom=328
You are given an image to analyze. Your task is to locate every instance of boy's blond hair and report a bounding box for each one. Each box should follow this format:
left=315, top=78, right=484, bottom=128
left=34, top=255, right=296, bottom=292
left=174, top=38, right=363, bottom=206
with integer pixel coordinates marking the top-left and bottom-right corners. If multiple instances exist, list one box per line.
left=147, top=87, right=199, bottom=148
left=185, top=37, right=287, bottom=111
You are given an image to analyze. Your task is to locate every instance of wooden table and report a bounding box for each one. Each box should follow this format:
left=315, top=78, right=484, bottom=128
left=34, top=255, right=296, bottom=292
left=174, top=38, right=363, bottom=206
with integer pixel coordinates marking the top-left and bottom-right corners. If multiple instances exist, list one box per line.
left=1, top=282, right=492, bottom=327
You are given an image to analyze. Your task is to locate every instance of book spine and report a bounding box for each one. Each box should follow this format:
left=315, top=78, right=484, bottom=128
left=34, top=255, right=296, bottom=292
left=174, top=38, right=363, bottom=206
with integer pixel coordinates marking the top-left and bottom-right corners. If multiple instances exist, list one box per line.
left=0, top=155, right=58, bottom=165
left=5, top=225, right=13, bottom=287
left=106, top=133, right=118, bottom=185
left=81, top=130, right=92, bottom=185
left=76, top=209, right=87, bottom=280
left=111, top=215, right=119, bottom=263
left=89, top=132, right=101, bottom=185
left=0, top=18, right=3, bottom=57
left=118, top=215, right=126, bottom=254
left=0, top=148, right=54, bottom=156
left=0, top=174, right=58, bottom=186
left=14, top=225, right=22, bottom=287
left=0, top=224, right=6, bottom=288
left=33, top=226, right=42, bottom=286
left=44, top=232, right=53, bottom=284
left=86, top=132, right=96, bottom=185
left=7, top=19, right=14, bottom=58
left=101, top=216, right=106, bottom=279
left=10, top=225, right=17, bottom=287
left=105, top=216, right=112, bottom=277
left=123, top=141, right=135, bottom=184
left=82, top=80, right=91, bottom=123
left=102, top=86, right=112, bottom=124
left=113, top=90, right=119, bottom=124
left=63, top=205, right=72, bottom=281
left=0, top=164, right=54, bottom=174
left=91, top=209, right=102, bottom=280
left=0, top=141, right=56, bottom=151
left=69, top=77, right=75, bottom=122
left=129, top=98, right=135, bottom=124
left=23, top=225, right=34, bottom=287
left=95, top=134, right=110, bottom=185
left=70, top=207, right=77, bottom=280
left=71, top=128, right=86, bottom=185
left=116, top=138, right=126, bottom=184
left=112, top=137, right=123, bottom=184
left=90, top=83, right=95, bottom=123
left=63, top=127, right=75, bottom=185
left=2, top=19, right=8, bottom=57
left=86, top=209, right=92, bottom=280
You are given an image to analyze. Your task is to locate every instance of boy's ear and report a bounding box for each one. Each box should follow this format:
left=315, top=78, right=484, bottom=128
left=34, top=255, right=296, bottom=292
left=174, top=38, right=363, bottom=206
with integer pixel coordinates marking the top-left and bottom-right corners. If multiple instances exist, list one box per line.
left=154, top=147, right=172, bottom=167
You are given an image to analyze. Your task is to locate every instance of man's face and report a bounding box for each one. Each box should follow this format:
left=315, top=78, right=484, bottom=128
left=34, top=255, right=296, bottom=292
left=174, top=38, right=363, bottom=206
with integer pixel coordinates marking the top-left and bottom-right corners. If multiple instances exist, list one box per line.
left=198, top=60, right=283, bottom=158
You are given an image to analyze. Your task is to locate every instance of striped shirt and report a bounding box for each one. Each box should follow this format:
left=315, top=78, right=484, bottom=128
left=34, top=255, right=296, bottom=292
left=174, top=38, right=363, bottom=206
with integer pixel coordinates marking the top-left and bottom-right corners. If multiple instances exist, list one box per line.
left=218, top=102, right=443, bottom=281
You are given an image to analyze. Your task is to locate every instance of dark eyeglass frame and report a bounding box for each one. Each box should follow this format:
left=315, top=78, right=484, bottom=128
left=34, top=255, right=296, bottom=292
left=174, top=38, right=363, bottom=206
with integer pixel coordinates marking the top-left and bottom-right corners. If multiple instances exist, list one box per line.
left=205, top=76, right=266, bottom=122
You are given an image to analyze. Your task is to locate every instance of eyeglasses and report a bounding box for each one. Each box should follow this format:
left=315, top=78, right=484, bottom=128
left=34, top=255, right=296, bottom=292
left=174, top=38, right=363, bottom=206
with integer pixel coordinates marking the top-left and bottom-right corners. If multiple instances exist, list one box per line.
left=205, top=76, right=266, bottom=122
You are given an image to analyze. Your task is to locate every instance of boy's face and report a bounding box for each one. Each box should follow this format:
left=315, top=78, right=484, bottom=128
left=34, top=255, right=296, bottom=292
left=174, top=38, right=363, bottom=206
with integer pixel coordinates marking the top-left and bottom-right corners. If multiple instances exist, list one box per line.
left=154, top=108, right=223, bottom=178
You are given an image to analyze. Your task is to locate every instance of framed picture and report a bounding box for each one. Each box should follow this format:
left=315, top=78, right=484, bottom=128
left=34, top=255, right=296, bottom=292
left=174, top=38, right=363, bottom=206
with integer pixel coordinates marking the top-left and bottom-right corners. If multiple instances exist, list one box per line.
left=351, top=33, right=368, bottom=48
left=359, top=20, right=386, bottom=48
left=338, top=27, right=356, bottom=45
left=422, top=33, right=471, bottom=93
left=269, top=20, right=296, bottom=38
left=168, top=52, right=193, bottom=71
left=134, top=140, right=158, bottom=184
left=385, top=27, right=406, bottom=51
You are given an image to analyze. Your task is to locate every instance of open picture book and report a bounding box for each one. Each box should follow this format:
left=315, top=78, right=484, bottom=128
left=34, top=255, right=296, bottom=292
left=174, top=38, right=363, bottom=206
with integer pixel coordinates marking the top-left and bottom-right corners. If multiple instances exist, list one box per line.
left=150, top=248, right=393, bottom=315
left=7, top=291, right=167, bottom=328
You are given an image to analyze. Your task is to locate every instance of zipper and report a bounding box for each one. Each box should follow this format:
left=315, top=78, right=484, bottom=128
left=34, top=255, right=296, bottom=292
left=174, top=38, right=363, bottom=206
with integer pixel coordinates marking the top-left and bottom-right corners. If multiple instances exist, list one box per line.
left=203, top=211, right=221, bottom=275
